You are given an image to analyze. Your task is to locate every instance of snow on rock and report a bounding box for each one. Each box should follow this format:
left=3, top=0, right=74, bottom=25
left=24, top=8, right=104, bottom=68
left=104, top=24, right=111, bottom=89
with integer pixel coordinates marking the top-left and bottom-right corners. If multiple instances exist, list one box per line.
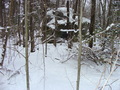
left=75, top=17, right=90, bottom=25
left=46, top=7, right=90, bottom=29
left=57, top=7, right=75, bottom=23
left=47, top=9, right=54, bottom=18
left=82, top=17, right=90, bottom=23
left=48, top=24, right=55, bottom=29
left=57, top=19, right=67, bottom=24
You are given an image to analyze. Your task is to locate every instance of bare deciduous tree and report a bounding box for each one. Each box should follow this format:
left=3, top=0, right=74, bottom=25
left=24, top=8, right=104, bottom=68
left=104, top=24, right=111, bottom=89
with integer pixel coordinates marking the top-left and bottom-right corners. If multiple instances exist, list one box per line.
left=89, top=0, right=96, bottom=48
left=30, top=0, right=35, bottom=52
left=76, top=0, right=83, bottom=90
left=25, top=0, right=30, bottom=90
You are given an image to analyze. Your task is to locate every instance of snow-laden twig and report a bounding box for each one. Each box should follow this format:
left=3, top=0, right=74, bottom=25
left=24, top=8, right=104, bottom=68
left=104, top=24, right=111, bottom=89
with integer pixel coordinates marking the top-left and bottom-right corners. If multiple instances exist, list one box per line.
left=13, top=48, right=25, bottom=58
left=95, top=64, right=107, bottom=90
left=61, top=54, right=74, bottom=63
left=82, top=23, right=115, bottom=43
left=101, top=49, right=120, bottom=90
left=42, top=32, right=55, bottom=44
left=110, top=79, right=119, bottom=85
left=7, top=71, right=20, bottom=80
left=0, top=71, right=4, bottom=75
left=81, top=46, right=100, bottom=64
left=3, top=46, right=25, bottom=58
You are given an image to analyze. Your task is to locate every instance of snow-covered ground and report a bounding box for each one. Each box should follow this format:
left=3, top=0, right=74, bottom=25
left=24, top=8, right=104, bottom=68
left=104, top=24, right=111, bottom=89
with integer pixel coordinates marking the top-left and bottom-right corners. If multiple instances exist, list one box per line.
left=0, top=43, right=120, bottom=90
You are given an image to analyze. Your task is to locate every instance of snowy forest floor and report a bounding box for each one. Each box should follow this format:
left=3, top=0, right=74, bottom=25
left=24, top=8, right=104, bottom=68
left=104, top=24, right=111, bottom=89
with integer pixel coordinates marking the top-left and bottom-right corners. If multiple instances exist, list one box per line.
left=0, top=43, right=120, bottom=90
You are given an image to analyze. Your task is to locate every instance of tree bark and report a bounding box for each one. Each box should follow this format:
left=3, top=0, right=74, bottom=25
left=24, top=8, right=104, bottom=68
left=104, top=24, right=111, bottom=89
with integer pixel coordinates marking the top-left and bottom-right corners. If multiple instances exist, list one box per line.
left=73, top=0, right=78, bottom=19
left=54, top=0, right=59, bottom=47
left=76, top=0, right=83, bottom=90
left=22, top=0, right=25, bottom=47
left=17, top=0, right=21, bottom=45
left=0, top=0, right=3, bottom=26
left=0, top=32, right=8, bottom=66
left=25, top=0, right=30, bottom=90
left=66, top=0, right=72, bottom=48
left=30, top=0, right=35, bottom=52
left=89, top=0, right=96, bottom=48
left=102, top=0, right=106, bottom=29
left=9, top=0, right=15, bottom=25
left=106, top=0, right=113, bottom=26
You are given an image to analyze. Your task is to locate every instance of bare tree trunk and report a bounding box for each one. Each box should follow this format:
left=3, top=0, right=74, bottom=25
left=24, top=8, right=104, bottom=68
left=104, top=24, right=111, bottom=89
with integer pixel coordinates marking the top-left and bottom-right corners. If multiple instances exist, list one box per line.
left=41, top=0, right=47, bottom=41
left=73, top=0, right=78, bottom=19
left=30, top=0, right=35, bottom=52
left=99, top=0, right=106, bottom=29
left=3, top=1, right=7, bottom=27
left=54, top=0, right=59, bottom=47
left=83, top=0, right=87, bottom=12
left=102, top=0, right=106, bottom=29
left=23, top=0, right=25, bottom=47
left=100, top=0, right=107, bottom=50
left=0, top=0, right=5, bottom=38
left=25, top=0, right=30, bottom=90
left=66, top=0, right=69, bottom=29
left=106, top=0, right=113, bottom=26
left=44, top=0, right=48, bottom=56
left=66, top=0, right=72, bottom=48
left=76, top=0, right=83, bottom=90
left=88, top=0, right=96, bottom=48
left=23, top=21, right=25, bottom=47
left=98, top=1, right=102, bottom=27
left=72, top=0, right=78, bottom=30
left=61, top=0, right=65, bottom=5
left=78, top=0, right=81, bottom=26
left=9, top=0, right=15, bottom=25
left=0, top=32, right=8, bottom=66
left=3, top=1, right=6, bottom=27
left=17, top=0, right=22, bottom=45
left=0, top=0, right=3, bottom=27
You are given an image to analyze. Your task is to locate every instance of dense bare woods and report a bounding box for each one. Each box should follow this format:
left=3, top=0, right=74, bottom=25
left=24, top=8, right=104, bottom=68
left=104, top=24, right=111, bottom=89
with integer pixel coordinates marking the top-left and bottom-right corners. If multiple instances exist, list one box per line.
left=0, top=0, right=119, bottom=90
